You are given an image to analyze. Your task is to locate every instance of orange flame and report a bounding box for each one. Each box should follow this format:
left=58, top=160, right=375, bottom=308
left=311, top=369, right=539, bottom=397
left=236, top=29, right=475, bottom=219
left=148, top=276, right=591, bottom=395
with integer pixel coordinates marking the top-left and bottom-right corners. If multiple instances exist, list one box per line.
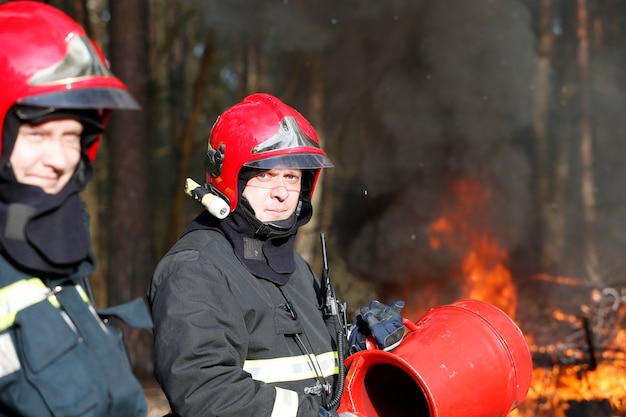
left=513, top=290, right=626, bottom=416
left=511, top=358, right=626, bottom=417
left=423, top=179, right=626, bottom=416
left=426, top=179, right=517, bottom=317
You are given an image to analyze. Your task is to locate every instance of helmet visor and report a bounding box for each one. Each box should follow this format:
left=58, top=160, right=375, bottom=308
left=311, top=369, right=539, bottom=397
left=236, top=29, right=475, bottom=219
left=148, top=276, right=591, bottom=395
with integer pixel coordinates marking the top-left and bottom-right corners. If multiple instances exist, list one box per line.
left=244, top=153, right=334, bottom=170
left=18, top=87, right=139, bottom=110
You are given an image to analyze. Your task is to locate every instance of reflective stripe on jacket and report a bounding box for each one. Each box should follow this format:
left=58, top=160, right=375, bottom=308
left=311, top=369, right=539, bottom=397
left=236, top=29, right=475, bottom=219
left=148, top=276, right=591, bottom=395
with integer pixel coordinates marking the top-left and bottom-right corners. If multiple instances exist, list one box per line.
left=244, top=351, right=338, bottom=384
left=0, top=278, right=91, bottom=332
left=272, top=387, right=299, bottom=417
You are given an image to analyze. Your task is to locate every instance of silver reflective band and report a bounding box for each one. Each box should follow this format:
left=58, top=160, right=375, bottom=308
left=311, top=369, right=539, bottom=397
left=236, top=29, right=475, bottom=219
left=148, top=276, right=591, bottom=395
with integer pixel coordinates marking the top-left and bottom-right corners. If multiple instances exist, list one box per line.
left=0, top=332, right=20, bottom=378
left=252, top=117, right=320, bottom=154
left=270, top=387, right=299, bottom=417
left=29, top=35, right=112, bottom=85
left=244, top=351, right=338, bottom=384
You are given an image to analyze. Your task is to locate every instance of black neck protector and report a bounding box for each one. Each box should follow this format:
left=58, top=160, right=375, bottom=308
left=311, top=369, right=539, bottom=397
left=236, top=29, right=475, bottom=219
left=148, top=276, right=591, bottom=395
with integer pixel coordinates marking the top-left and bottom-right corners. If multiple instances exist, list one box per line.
left=186, top=193, right=313, bottom=286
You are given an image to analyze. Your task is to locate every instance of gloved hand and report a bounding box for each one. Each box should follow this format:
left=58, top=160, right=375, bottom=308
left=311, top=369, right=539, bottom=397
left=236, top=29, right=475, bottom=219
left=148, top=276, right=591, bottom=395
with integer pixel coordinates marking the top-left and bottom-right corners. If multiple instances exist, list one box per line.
left=348, top=300, right=406, bottom=352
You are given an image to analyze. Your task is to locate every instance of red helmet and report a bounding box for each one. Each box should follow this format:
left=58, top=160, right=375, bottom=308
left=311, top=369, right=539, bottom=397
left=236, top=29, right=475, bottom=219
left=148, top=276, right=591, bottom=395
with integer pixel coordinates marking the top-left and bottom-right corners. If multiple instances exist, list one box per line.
left=205, top=93, right=333, bottom=212
left=0, top=1, right=139, bottom=161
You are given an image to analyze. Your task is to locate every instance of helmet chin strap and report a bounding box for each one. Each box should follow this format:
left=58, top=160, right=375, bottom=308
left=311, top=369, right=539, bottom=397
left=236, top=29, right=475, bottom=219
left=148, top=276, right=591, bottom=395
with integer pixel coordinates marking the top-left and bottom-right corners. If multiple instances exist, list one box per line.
left=240, top=196, right=301, bottom=240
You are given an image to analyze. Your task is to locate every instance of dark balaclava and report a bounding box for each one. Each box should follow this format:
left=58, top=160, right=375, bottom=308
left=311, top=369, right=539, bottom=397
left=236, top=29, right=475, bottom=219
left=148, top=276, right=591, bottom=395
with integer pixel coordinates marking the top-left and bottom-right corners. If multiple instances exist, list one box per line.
left=218, top=167, right=316, bottom=285
left=0, top=105, right=103, bottom=277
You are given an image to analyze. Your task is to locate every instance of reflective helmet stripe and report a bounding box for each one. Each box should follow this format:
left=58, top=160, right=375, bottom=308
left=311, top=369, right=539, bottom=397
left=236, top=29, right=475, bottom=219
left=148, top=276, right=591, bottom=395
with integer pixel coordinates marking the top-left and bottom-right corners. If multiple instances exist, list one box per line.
left=243, top=350, right=338, bottom=383
left=29, top=35, right=113, bottom=85
left=271, top=387, right=299, bottom=417
left=0, top=278, right=89, bottom=331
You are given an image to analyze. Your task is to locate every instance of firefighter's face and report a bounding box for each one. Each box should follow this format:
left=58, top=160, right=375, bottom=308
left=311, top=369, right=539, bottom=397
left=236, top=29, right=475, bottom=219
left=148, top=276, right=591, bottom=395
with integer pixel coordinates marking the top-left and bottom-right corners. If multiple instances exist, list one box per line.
left=11, top=118, right=82, bottom=194
left=242, top=168, right=302, bottom=222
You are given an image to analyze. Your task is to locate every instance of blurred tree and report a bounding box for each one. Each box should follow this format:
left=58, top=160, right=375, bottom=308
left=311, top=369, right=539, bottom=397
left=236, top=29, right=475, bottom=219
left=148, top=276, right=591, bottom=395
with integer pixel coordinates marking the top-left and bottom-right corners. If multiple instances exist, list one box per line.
left=532, top=0, right=563, bottom=275
left=108, top=0, right=154, bottom=377
left=576, top=0, right=600, bottom=284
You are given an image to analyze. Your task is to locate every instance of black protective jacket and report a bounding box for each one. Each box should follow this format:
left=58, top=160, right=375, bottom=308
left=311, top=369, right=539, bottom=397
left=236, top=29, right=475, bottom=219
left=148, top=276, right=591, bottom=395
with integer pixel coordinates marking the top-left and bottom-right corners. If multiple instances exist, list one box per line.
left=149, top=227, right=342, bottom=417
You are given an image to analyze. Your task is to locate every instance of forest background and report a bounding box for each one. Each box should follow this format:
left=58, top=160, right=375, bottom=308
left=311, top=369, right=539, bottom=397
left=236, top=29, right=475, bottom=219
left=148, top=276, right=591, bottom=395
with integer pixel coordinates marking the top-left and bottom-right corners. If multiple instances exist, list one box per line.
left=8, top=0, right=626, bottom=396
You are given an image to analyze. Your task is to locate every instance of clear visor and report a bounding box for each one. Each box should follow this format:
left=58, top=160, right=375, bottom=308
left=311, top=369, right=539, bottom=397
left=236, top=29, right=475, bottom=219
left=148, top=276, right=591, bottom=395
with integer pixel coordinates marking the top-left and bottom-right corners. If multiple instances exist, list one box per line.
left=243, top=153, right=334, bottom=170
left=18, top=87, right=139, bottom=110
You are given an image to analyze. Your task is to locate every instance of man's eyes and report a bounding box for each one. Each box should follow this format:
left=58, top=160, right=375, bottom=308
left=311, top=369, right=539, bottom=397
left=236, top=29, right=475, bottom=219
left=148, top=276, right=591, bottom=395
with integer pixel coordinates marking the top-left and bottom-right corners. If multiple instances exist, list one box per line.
left=23, top=131, right=81, bottom=147
left=255, top=173, right=300, bottom=181
left=62, top=134, right=81, bottom=143
left=22, top=129, right=42, bottom=138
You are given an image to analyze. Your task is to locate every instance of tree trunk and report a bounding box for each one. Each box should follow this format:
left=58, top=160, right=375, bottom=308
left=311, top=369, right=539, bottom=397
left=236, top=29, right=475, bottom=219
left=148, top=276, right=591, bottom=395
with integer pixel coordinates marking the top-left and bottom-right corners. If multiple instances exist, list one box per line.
left=576, top=0, right=601, bottom=284
left=532, top=0, right=562, bottom=273
left=108, top=0, right=154, bottom=377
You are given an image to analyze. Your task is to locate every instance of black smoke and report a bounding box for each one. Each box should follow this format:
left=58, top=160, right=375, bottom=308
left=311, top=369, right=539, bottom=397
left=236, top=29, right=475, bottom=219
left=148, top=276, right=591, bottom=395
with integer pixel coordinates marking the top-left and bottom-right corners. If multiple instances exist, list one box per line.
left=326, top=0, right=535, bottom=294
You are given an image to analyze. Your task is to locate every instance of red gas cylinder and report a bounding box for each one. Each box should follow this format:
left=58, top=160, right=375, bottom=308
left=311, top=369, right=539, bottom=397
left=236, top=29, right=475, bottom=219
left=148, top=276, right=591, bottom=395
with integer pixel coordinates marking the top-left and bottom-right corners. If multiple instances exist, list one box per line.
left=337, top=299, right=532, bottom=417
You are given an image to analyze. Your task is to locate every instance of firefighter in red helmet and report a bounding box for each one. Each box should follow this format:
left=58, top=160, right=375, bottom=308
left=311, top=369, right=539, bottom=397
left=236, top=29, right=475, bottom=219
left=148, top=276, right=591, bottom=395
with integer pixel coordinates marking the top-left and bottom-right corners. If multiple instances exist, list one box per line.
left=0, top=2, right=151, bottom=417
left=149, top=93, right=405, bottom=417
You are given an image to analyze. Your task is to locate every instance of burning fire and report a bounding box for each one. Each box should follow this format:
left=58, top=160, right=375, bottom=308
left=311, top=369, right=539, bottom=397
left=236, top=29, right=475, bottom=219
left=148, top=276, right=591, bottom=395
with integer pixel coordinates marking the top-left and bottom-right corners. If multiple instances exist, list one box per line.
left=426, top=179, right=516, bottom=317
left=423, top=179, right=626, bottom=416
left=512, top=293, right=626, bottom=417
left=511, top=341, right=626, bottom=417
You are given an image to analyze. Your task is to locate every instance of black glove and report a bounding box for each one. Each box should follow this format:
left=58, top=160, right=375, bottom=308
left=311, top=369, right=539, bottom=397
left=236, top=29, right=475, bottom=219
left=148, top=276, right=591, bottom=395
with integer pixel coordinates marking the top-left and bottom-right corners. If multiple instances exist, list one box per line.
left=348, top=300, right=406, bottom=352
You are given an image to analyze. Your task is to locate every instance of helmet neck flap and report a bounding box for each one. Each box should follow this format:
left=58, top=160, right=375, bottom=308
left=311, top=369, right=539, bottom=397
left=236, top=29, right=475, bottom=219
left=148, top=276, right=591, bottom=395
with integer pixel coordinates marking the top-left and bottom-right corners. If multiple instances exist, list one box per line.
left=215, top=168, right=315, bottom=285
left=184, top=169, right=315, bottom=285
